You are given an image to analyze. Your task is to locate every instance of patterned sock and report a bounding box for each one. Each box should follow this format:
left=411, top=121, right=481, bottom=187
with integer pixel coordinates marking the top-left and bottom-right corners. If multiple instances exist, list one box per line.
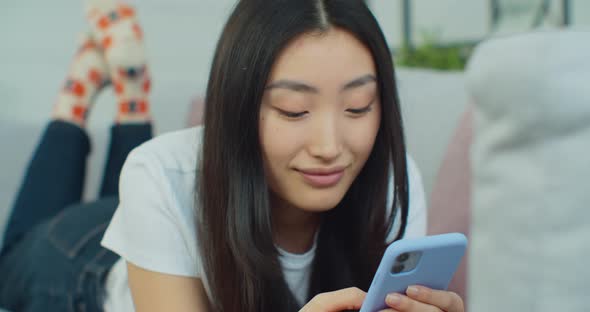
left=86, top=0, right=152, bottom=124
left=53, top=33, right=110, bottom=127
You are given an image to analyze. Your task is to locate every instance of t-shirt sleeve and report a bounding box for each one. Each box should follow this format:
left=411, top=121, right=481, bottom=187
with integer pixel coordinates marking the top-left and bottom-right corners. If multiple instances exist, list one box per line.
left=386, top=155, right=428, bottom=243
left=101, top=149, right=201, bottom=277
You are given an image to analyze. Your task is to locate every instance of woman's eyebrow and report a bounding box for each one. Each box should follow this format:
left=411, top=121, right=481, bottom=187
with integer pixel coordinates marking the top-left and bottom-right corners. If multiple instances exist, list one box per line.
left=264, top=74, right=376, bottom=93
left=265, top=80, right=319, bottom=93
left=341, top=74, right=376, bottom=91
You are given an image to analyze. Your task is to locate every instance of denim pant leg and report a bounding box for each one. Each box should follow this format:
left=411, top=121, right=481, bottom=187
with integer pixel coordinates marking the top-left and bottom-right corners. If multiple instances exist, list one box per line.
left=1, top=121, right=90, bottom=258
left=1, top=122, right=153, bottom=256
left=99, top=123, right=153, bottom=198
left=0, top=197, right=119, bottom=312
left=0, top=122, right=153, bottom=311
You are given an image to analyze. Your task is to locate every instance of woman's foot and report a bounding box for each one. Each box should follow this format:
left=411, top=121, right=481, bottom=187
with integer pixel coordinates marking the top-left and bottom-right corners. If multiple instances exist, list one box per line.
left=52, top=33, right=110, bottom=127
left=85, top=0, right=152, bottom=124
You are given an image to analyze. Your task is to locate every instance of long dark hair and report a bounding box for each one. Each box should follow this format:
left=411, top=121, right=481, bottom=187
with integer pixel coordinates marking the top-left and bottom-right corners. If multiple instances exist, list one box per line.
left=197, top=0, right=408, bottom=311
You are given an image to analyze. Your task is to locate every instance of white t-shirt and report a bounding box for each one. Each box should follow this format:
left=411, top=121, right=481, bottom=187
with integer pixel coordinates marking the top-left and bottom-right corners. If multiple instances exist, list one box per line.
left=100, top=126, right=427, bottom=311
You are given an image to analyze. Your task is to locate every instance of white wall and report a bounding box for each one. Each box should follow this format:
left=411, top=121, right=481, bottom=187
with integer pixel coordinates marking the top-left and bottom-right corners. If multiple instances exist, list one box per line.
left=370, top=0, right=405, bottom=47
left=370, top=0, right=490, bottom=47
left=370, top=0, right=590, bottom=48
left=573, top=0, right=590, bottom=25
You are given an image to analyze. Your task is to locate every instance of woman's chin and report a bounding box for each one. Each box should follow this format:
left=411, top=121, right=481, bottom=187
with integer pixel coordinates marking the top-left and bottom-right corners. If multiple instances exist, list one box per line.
left=291, top=193, right=346, bottom=213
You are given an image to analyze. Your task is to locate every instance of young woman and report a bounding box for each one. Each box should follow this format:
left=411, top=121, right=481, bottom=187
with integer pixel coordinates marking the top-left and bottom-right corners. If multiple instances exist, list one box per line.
left=106, top=0, right=464, bottom=311
left=1, top=0, right=464, bottom=311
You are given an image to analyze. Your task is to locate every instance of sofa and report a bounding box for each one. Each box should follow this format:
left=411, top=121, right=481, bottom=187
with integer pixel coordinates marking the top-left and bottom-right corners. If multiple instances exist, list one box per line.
left=427, top=28, right=590, bottom=311
left=466, top=29, right=590, bottom=311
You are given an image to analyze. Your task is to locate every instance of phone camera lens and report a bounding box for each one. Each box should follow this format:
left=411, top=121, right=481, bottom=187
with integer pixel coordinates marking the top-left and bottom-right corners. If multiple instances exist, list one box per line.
left=396, top=252, right=410, bottom=262
left=392, top=264, right=405, bottom=274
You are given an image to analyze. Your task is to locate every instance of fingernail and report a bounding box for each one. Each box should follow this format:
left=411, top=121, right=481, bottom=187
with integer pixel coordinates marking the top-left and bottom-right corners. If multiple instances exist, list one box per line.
left=386, top=293, right=402, bottom=306
left=407, top=286, right=420, bottom=296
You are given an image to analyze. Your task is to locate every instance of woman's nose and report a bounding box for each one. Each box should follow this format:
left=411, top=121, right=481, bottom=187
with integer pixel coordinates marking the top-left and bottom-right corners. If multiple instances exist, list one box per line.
left=307, top=117, right=343, bottom=161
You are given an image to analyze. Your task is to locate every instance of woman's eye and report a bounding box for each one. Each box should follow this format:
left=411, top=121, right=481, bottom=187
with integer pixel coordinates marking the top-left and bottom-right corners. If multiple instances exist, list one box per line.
left=278, top=109, right=308, bottom=119
left=346, top=104, right=373, bottom=115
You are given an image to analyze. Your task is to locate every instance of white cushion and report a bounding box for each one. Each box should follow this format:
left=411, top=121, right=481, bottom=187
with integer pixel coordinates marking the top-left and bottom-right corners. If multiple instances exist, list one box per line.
left=467, top=29, right=590, bottom=311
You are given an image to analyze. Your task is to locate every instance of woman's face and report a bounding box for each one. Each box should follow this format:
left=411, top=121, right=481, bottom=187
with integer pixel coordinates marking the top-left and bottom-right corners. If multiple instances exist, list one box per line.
left=259, top=28, right=381, bottom=213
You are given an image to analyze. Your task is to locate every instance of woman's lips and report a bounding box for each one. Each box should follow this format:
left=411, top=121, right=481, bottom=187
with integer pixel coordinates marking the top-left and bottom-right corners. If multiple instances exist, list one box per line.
left=297, top=168, right=345, bottom=188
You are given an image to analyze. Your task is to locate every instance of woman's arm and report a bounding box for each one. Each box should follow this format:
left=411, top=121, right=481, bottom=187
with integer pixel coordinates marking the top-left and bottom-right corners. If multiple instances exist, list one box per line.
left=127, top=261, right=211, bottom=312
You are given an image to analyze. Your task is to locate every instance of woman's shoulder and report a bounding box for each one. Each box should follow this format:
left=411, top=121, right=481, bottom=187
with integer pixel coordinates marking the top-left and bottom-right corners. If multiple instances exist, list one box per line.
left=127, top=125, right=204, bottom=173
left=106, top=127, right=206, bottom=277
left=118, top=125, right=204, bottom=238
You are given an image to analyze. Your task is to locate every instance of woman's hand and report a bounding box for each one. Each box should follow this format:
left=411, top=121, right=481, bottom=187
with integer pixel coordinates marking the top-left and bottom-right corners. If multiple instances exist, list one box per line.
left=379, top=286, right=464, bottom=312
left=299, top=287, right=367, bottom=312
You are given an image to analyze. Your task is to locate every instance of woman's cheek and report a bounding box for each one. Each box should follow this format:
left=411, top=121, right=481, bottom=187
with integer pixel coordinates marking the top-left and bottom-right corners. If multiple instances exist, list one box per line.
left=259, top=113, right=307, bottom=162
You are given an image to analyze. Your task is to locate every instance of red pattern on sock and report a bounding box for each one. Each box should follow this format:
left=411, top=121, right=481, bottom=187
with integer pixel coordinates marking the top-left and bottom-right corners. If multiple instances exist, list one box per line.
left=87, top=2, right=150, bottom=123
left=142, top=78, right=151, bottom=93
left=88, top=68, right=103, bottom=85
left=132, top=23, right=143, bottom=40
left=65, top=79, right=86, bottom=97
left=94, top=4, right=136, bottom=31
left=79, top=40, right=97, bottom=54
left=102, top=35, right=113, bottom=50
left=98, top=16, right=110, bottom=30
left=119, top=99, right=148, bottom=114
left=114, top=80, right=124, bottom=95
left=119, top=5, right=135, bottom=18
left=72, top=105, right=87, bottom=120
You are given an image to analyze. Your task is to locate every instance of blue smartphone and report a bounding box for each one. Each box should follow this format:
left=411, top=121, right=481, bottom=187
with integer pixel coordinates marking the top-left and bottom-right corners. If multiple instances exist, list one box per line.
left=359, top=233, right=467, bottom=312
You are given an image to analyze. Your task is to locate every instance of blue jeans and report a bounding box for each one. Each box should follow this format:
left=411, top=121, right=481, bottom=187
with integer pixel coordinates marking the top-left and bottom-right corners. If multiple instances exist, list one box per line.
left=0, top=121, right=152, bottom=311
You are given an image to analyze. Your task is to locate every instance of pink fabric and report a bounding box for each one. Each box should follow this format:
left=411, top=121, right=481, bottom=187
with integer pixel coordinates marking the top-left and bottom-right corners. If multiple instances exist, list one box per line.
left=427, top=105, right=473, bottom=305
